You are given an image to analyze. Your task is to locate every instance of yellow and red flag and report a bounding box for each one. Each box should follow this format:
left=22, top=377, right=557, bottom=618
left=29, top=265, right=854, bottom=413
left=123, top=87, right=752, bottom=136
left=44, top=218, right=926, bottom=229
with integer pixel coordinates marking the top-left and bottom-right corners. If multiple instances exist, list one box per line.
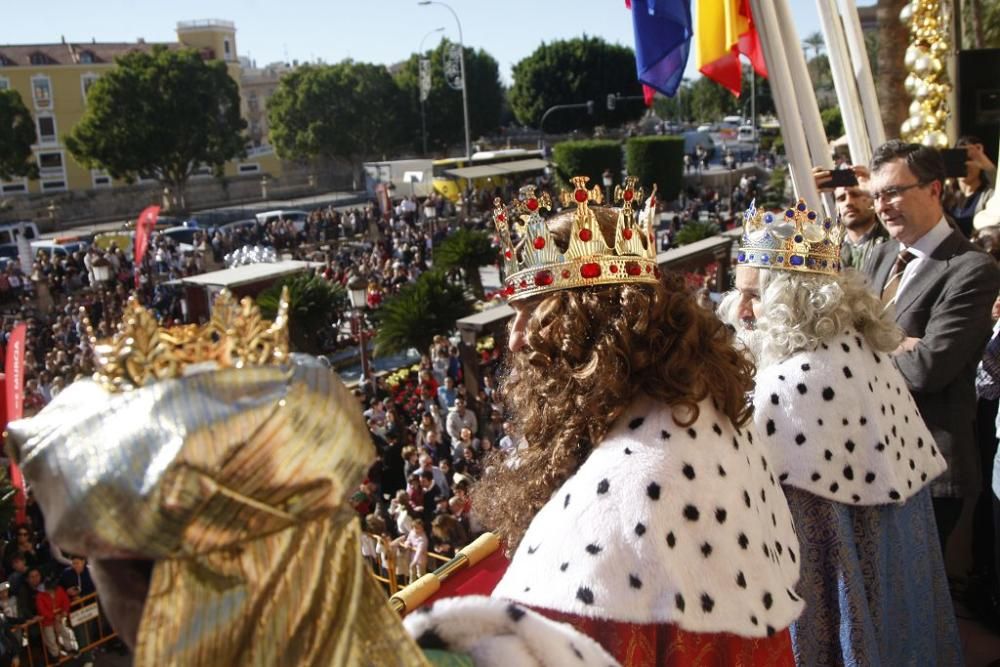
left=695, top=0, right=766, bottom=96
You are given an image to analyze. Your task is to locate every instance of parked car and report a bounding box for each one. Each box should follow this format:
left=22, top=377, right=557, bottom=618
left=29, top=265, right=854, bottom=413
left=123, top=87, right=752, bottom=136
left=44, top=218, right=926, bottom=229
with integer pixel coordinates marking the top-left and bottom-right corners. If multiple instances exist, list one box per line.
left=30, top=238, right=90, bottom=258
left=255, top=209, right=308, bottom=232
left=684, top=131, right=717, bottom=159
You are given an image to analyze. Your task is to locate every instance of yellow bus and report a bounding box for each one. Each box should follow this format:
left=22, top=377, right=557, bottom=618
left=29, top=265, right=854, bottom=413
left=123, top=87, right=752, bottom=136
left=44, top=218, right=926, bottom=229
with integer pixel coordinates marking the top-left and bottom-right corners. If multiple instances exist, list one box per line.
left=431, top=149, right=549, bottom=202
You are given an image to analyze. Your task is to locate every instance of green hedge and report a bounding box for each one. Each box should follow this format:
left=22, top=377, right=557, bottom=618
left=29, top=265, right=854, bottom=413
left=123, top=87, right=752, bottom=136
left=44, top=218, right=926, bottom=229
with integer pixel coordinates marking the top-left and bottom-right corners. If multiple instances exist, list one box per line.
left=625, top=136, right=684, bottom=201
left=551, top=139, right=622, bottom=191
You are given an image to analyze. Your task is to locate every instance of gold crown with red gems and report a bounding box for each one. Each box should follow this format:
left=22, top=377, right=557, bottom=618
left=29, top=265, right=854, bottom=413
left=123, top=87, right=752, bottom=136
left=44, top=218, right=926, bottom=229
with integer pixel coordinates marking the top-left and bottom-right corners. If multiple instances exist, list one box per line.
left=492, top=175, right=660, bottom=302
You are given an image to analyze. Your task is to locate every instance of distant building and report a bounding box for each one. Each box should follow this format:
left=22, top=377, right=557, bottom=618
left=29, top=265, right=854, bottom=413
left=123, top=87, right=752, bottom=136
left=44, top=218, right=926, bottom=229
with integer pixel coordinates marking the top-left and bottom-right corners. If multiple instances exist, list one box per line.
left=0, top=19, right=288, bottom=196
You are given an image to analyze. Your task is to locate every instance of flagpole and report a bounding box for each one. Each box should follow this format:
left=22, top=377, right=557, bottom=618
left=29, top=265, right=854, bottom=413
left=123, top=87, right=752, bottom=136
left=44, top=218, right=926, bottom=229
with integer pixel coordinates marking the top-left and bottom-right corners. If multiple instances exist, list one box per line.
left=837, top=0, right=886, bottom=149
left=748, top=0, right=822, bottom=207
left=816, top=0, right=872, bottom=164
left=773, top=0, right=836, bottom=173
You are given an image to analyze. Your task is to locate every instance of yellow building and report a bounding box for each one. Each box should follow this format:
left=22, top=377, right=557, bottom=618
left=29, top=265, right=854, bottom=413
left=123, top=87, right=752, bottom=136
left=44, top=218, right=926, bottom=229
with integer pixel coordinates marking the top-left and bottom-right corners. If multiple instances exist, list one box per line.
left=0, top=19, right=284, bottom=197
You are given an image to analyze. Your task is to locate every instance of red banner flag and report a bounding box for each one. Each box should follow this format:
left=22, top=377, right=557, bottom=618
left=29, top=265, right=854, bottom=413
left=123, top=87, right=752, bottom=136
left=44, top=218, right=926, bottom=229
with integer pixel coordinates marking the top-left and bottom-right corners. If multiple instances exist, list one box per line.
left=133, top=205, right=160, bottom=288
left=4, top=322, right=27, bottom=523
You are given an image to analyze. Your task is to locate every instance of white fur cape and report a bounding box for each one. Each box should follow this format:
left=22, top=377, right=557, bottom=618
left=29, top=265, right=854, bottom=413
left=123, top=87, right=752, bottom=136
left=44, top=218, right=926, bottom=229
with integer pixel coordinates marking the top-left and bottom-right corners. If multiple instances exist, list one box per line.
left=753, top=329, right=946, bottom=505
left=492, top=396, right=804, bottom=638
left=403, top=596, right=619, bottom=666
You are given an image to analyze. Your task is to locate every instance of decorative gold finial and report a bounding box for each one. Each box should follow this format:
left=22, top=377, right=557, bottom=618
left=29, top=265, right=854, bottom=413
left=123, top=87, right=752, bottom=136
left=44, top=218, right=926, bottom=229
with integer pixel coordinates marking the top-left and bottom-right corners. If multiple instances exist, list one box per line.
left=85, top=288, right=291, bottom=392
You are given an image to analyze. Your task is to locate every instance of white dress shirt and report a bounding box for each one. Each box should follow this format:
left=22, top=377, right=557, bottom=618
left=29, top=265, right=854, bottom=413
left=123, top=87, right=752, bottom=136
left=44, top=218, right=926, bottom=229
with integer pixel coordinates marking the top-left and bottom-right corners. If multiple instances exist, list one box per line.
left=896, top=216, right=952, bottom=300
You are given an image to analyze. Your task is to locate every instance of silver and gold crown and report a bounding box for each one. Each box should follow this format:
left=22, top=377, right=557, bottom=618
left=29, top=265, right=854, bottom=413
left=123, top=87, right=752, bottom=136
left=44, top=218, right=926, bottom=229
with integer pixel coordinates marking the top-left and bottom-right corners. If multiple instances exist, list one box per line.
left=737, top=199, right=844, bottom=276
left=493, top=175, right=660, bottom=302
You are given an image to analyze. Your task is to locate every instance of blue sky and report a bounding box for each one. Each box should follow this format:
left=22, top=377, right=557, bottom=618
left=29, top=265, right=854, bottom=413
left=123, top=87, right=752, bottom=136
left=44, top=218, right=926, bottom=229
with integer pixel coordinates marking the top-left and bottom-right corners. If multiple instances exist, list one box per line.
left=3, top=0, right=876, bottom=84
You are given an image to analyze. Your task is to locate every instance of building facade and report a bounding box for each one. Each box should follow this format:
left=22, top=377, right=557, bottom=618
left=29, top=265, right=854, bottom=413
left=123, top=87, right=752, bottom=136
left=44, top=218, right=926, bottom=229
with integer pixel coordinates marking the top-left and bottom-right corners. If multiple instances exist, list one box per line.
left=0, top=19, right=284, bottom=197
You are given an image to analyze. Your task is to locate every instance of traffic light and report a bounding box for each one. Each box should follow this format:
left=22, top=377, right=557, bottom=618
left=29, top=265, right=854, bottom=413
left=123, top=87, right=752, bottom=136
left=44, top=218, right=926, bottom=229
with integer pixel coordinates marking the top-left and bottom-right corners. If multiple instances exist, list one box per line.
left=587, top=100, right=595, bottom=115
left=607, top=94, right=617, bottom=111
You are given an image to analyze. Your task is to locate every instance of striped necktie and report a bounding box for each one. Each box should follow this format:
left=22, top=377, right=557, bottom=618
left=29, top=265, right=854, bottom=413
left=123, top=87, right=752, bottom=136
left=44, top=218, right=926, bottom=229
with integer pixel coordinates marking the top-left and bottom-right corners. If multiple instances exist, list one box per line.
left=881, top=249, right=915, bottom=306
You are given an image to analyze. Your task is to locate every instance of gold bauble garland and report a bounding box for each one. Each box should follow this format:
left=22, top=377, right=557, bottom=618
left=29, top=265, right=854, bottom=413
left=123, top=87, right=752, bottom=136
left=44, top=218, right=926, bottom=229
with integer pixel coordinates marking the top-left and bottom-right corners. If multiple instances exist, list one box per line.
left=899, top=0, right=952, bottom=148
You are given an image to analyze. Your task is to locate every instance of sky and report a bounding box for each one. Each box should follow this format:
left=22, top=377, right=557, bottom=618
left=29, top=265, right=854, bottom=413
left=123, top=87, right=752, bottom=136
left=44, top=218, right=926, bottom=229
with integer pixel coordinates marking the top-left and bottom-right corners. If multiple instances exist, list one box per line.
left=2, top=0, right=877, bottom=85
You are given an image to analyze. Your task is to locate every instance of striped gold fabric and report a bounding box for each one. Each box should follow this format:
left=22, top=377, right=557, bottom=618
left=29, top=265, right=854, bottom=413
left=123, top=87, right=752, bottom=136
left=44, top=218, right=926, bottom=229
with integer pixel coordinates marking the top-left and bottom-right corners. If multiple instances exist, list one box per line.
left=7, top=361, right=428, bottom=667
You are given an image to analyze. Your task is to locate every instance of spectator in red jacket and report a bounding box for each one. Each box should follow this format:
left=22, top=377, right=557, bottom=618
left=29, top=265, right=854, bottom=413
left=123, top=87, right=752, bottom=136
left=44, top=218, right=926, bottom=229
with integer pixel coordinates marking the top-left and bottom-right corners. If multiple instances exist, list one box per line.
left=35, top=578, right=74, bottom=659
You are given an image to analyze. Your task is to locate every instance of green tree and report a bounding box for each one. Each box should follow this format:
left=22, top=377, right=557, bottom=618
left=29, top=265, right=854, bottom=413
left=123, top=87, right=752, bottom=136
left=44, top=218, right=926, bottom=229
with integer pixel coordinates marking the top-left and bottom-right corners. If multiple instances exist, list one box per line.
left=509, top=36, right=644, bottom=133
left=373, top=271, right=473, bottom=357
left=625, top=136, right=684, bottom=201
left=432, top=229, right=496, bottom=300
left=65, top=47, right=245, bottom=211
left=675, top=219, right=720, bottom=246
left=821, top=106, right=844, bottom=140
left=394, top=40, right=505, bottom=154
left=0, top=90, right=37, bottom=181
left=877, top=0, right=910, bottom=138
left=551, top=139, right=622, bottom=191
left=964, top=0, right=1000, bottom=47
left=803, top=31, right=826, bottom=60
left=687, top=76, right=740, bottom=122
left=257, top=273, right=347, bottom=355
left=268, top=61, right=407, bottom=182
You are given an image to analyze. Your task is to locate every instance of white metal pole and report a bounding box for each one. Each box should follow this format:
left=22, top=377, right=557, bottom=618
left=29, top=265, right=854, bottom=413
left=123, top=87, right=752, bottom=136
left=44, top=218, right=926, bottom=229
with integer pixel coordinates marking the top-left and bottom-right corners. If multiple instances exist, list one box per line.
left=815, top=0, right=872, bottom=164
left=774, top=0, right=836, bottom=171
left=749, top=0, right=823, bottom=207
left=837, top=0, right=886, bottom=148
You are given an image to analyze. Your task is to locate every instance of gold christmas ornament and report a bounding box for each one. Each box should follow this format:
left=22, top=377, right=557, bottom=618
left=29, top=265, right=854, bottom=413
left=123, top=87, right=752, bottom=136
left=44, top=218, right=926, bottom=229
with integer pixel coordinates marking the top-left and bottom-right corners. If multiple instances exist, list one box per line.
left=900, top=0, right=953, bottom=145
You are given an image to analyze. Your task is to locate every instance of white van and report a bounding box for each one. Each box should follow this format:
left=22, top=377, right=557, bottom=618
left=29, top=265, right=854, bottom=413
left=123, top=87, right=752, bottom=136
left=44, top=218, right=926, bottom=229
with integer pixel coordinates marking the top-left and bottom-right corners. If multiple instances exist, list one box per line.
left=255, top=209, right=309, bottom=232
left=31, top=238, right=89, bottom=258
left=738, top=125, right=757, bottom=142
left=0, top=222, right=40, bottom=246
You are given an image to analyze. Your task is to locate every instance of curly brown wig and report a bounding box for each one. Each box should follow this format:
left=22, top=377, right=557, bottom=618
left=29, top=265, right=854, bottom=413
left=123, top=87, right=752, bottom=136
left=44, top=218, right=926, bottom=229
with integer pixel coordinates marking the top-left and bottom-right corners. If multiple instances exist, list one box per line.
left=472, top=207, right=755, bottom=551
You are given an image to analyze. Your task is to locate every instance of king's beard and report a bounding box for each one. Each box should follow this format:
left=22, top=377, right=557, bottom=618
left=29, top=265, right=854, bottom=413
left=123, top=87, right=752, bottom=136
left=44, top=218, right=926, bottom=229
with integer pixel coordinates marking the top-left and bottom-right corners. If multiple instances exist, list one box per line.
left=734, top=324, right=767, bottom=366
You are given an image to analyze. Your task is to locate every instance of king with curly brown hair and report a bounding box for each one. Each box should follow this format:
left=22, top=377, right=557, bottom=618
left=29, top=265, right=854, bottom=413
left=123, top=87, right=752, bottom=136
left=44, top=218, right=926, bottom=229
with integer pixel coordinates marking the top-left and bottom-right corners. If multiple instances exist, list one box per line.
left=466, top=179, right=805, bottom=665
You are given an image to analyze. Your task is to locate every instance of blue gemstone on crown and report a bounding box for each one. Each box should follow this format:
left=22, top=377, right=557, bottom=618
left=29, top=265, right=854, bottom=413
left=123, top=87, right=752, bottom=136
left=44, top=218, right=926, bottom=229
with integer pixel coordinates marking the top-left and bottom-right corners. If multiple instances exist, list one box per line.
left=764, top=214, right=773, bottom=223
left=807, top=212, right=816, bottom=220
left=761, top=255, right=769, bottom=264
left=789, top=255, right=804, bottom=266
left=738, top=252, right=746, bottom=262
left=807, top=257, right=816, bottom=266
left=777, top=255, right=784, bottom=262
left=797, top=202, right=807, bottom=211
left=785, top=210, right=794, bottom=218
left=794, top=235, right=803, bottom=243
left=824, top=221, right=831, bottom=228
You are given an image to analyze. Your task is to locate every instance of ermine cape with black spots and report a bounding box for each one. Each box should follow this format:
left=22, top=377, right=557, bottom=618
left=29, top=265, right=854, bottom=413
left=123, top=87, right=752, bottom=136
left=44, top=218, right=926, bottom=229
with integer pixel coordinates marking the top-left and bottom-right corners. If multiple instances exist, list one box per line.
left=492, top=396, right=804, bottom=638
left=752, top=329, right=946, bottom=505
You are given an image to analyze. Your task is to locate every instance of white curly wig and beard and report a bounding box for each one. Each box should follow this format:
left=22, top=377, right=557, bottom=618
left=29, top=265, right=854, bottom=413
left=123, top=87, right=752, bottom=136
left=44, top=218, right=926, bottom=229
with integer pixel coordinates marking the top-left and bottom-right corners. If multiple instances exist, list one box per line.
left=718, top=267, right=903, bottom=370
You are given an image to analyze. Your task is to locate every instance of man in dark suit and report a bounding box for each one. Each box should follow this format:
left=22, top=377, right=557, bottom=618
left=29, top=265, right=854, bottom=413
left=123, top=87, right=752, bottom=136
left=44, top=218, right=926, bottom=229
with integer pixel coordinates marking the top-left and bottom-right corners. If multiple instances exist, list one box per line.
left=866, top=140, right=1000, bottom=550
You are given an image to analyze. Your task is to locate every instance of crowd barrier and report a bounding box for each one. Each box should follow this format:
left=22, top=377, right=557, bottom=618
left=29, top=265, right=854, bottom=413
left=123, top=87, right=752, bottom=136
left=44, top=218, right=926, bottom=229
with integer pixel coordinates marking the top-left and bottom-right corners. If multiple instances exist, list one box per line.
left=12, top=591, right=117, bottom=667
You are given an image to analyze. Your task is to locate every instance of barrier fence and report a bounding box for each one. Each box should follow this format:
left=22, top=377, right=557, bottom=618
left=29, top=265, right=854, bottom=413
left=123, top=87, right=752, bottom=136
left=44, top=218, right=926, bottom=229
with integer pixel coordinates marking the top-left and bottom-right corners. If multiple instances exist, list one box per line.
left=13, top=591, right=117, bottom=667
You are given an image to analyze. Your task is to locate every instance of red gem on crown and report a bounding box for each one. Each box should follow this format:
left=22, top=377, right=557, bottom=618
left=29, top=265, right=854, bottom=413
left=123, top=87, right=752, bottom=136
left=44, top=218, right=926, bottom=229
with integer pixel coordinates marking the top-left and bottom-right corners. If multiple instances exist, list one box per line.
left=526, top=198, right=539, bottom=211
left=623, top=228, right=633, bottom=240
left=561, top=269, right=570, bottom=279
left=609, top=264, right=619, bottom=274
left=504, top=250, right=512, bottom=259
left=497, top=212, right=506, bottom=222
left=534, top=270, right=553, bottom=286
left=533, top=237, right=545, bottom=250
left=574, top=189, right=588, bottom=203
left=624, top=189, right=634, bottom=202
left=626, top=262, right=642, bottom=276
left=581, top=263, right=601, bottom=279
left=579, top=228, right=592, bottom=242
left=519, top=279, right=528, bottom=288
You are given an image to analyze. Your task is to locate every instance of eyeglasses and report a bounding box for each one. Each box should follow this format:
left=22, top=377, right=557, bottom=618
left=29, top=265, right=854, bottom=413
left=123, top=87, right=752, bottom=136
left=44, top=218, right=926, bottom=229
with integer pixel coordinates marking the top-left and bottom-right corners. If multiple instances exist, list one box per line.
left=870, top=181, right=928, bottom=204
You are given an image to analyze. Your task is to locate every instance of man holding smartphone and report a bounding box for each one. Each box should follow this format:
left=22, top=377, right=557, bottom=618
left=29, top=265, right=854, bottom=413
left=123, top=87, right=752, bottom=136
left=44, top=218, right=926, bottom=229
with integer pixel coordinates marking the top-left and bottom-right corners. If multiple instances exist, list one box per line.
left=813, top=164, right=889, bottom=271
left=945, top=136, right=996, bottom=237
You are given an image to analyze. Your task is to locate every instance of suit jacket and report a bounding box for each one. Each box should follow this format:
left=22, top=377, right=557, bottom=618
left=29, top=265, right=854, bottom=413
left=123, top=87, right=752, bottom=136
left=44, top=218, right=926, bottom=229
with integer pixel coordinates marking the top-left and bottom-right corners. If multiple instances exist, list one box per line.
left=866, top=231, right=1000, bottom=497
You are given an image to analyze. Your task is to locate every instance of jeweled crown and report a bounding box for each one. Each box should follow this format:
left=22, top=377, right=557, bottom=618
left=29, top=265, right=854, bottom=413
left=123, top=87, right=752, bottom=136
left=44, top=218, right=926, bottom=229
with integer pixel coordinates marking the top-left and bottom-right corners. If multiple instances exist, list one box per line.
left=737, top=199, right=844, bottom=276
left=492, top=175, right=660, bottom=302
left=84, top=288, right=291, bottom=392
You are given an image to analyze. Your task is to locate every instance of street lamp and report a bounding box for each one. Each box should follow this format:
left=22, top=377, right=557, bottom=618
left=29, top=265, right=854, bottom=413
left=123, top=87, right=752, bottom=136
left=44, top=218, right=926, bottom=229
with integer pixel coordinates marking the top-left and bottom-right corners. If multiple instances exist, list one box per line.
left=419, top=26, right=445, bottom=156
left=347, top=273, right=371, bottom=384
left=418, top=1, right=471, bottom=159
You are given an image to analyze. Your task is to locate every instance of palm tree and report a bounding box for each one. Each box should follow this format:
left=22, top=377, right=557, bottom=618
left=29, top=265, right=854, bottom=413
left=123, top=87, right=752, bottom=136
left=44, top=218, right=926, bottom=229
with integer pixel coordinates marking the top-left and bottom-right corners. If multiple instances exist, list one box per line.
left=257, top=272, right=346, bottom=355
left=877, top=0, right=910, bottom=139
left=373, top=271, right=473, bottom=357
left=431, top=229, right=497, bottom=300
left=803, top=32, right=826, bottom=60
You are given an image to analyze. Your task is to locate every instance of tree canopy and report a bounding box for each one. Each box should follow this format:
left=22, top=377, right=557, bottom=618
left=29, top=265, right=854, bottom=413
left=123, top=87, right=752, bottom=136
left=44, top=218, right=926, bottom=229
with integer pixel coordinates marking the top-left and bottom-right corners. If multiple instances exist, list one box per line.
left=0, top=89, right=37, bottom=181
left=394, top=40, right=505, bottom=154
left=509, top=36, right=645, bottom=133
left=65, top=46, right=245, bottom=207
left=653, top=67, right=774, bottom=123
left=268, top=61, right=407, bottom=165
